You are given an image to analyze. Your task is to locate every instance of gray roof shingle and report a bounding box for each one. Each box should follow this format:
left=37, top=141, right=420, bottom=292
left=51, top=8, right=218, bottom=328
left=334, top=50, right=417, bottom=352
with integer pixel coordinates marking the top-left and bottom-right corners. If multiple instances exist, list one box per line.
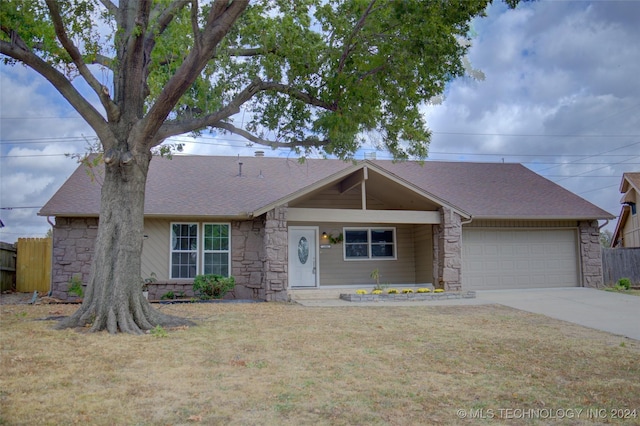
left=39, top=156, right=614, bottom=220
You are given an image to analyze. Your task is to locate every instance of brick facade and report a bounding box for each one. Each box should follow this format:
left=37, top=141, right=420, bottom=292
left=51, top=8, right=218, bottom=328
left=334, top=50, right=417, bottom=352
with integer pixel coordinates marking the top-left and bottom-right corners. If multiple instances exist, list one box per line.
left=433, top=207, right=463, bottom=291
left=262, top=205, right=289, bottom=301
left=52, top=211, right=291, bottom=302
left=49, top=212, right=605, bottom=301
left=51, top=217, right=97, bottom=300
left=231, top=217, right=267, bottom=299
left=579, top=220, right=605, bottom=288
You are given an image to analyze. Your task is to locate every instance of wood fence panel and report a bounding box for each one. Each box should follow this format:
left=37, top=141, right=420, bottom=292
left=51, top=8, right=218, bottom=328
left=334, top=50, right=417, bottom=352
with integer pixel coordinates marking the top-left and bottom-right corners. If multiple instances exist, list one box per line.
left=0, top=241, right=17, bottom=292
left=16, top=238, right=52, bottom=293
left=601, top=248, right=640, bottom=286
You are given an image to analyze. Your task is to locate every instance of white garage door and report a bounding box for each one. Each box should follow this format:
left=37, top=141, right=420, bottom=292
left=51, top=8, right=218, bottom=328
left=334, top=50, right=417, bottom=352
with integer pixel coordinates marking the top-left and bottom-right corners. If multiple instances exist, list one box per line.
left=462, top=229, right=579, bottom=290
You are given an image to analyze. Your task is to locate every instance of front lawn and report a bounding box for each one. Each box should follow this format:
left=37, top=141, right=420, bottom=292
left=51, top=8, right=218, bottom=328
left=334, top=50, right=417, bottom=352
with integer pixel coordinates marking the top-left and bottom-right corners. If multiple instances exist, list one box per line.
left=1, top=303, right=638, bottom=425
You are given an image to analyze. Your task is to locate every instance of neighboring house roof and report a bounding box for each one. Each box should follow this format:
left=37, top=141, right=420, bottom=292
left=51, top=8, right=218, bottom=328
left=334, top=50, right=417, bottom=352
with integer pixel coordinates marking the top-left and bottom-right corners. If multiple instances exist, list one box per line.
left=39, top=156, right=614, bottom=221
left=612, top=172, right=640, bottom=247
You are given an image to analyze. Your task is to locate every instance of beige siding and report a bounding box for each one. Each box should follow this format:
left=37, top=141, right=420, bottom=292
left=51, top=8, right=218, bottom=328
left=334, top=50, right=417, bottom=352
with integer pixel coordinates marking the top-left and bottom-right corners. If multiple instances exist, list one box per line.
left=622, top=212, right=640, bottom=247
left=413, top=224, right=432, bottom=283
left=301, top=222, right=417, bottom=286
left=466, top=219, right=578, bottom=228
left=291, top=184, right=387, bottom=209
left=142, top=218, right=171, bottom=280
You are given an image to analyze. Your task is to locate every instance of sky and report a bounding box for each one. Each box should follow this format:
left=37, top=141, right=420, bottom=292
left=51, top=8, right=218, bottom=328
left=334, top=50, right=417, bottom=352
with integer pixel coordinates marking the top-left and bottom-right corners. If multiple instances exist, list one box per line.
left=1, top=0, right=639, bottom=243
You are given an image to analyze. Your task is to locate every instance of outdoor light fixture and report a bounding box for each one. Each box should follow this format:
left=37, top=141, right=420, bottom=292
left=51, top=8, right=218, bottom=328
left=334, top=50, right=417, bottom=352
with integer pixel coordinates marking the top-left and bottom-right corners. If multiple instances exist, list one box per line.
left=322, top=232, right=328, bottom=238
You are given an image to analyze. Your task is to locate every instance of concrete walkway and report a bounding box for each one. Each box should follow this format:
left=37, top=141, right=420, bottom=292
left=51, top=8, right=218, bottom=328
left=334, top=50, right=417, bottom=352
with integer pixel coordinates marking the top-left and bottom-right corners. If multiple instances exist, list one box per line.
left=296, top=287, right=640, bottom=341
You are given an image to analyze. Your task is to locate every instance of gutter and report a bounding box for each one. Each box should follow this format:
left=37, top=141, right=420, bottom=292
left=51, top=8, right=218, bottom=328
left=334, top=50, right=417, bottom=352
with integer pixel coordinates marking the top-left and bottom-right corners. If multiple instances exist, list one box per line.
left=461, top=216, right=473, bottom=226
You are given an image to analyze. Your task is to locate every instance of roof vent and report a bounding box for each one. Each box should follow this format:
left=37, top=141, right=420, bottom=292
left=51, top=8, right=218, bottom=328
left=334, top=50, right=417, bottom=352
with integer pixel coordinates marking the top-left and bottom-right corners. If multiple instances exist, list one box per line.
left=238, top=162, right=243, bottom=177
left=255, top=150, right=265, bottom=157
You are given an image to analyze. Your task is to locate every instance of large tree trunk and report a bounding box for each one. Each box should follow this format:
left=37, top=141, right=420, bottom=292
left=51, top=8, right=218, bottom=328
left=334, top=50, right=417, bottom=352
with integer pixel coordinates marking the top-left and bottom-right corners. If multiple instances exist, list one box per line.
left=56, top=150, right=194, bottom=334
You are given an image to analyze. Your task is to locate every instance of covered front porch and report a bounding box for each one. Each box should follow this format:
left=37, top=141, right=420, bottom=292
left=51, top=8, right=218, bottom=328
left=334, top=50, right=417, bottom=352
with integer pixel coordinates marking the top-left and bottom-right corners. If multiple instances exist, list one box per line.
left=258, top=162, right=469, bottom=297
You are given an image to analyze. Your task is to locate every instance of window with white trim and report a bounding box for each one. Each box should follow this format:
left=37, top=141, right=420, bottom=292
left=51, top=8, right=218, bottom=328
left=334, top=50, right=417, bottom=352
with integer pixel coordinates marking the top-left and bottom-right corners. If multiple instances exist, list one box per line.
left=203, top=223, right=230, bottom=276
left=344, top=227, right=396, bottom=260
left=170, top=223, right=231, bottom=278
left=171, top=223, right=198, bottom=278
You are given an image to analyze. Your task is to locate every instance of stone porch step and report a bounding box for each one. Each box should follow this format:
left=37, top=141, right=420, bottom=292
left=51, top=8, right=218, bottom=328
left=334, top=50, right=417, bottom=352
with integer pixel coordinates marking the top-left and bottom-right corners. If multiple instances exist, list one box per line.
left=288, top=288, right=346, bottom=301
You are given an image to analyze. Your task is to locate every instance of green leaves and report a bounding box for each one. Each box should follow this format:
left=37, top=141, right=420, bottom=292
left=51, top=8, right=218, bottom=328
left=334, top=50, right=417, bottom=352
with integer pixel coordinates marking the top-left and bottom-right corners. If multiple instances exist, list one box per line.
left=2, top=0, right=500, bottom=160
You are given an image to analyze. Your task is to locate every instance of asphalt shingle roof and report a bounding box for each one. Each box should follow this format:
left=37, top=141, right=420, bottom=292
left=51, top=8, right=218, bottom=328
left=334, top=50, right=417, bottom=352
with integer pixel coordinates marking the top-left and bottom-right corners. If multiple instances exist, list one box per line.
left=39, top=156, right=614, bottom=220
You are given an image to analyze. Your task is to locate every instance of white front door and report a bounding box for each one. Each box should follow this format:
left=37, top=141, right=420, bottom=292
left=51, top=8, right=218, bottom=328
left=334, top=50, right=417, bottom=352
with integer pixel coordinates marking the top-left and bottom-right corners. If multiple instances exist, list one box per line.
left=288, top=227, right=318, bottom=287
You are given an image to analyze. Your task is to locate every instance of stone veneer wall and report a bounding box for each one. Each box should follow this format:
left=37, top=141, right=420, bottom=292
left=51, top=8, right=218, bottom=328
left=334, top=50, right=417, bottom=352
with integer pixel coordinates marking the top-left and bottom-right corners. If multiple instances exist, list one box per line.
left=262, top=206, right=289, bottom=301
left=51, top=210, right=291, bottom=301
left=579, top=220, right=605, bottom=288
left=433, top=207, right=462, bottom=291
left=51, top=217, right=98, bottom=300
left=231, top=217, right=267, bottom=299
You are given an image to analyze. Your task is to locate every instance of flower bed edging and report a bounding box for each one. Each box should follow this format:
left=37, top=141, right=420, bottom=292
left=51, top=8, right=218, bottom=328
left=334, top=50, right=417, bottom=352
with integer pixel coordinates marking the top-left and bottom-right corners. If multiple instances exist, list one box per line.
left=340, top=291, right=476, bottom=302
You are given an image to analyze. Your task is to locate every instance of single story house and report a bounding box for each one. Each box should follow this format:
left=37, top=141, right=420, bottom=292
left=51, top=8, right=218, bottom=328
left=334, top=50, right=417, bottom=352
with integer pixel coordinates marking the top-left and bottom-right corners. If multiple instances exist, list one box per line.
left=39, top=155, right=614, bottom=301
left=612, top=172, right=640, bottom=248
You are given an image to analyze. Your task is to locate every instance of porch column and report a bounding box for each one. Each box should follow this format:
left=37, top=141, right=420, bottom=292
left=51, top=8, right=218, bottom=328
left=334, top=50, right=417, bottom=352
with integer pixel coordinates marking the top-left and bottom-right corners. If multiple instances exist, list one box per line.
left=263, top=205, right=289, bottom=301
left=579, top=220, right=604, bottom=288
left=434, top=207, right=462, bottom=291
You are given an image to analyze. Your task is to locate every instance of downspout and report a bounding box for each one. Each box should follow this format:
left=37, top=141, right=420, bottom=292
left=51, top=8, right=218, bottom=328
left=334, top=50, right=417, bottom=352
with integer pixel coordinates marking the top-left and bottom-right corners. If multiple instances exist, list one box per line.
left=46, top=216, right=55, bottom=296
left=461, top=216, right=473, bottom=226
left=598, top=219, right=609, bottom=230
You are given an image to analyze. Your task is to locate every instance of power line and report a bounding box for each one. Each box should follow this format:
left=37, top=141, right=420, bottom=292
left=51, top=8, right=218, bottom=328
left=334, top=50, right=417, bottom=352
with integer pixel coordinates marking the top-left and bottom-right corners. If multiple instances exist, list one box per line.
left=0, top=206, right=42, bottom=210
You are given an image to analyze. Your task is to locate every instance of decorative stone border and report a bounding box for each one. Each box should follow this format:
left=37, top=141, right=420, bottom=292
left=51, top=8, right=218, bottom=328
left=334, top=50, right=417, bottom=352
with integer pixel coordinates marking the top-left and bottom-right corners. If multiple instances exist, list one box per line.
left=340, top=291, right=476, bottom=302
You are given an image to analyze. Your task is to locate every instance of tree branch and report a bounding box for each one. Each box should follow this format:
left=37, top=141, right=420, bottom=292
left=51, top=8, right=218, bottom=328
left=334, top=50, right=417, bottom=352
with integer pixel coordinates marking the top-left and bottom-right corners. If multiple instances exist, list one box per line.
left=260, top=81, right=335, bottom=110
left=337, top=0, right=377, bottom=74
left=214, top=122, right=328, bottom=149
left=0, top=39, right=111, bottom=143
left=149, top=0, right=189, bottom=38
left=45, top=0, right=120, bottom=121
left=93, top=53, right=114, bottom=69
left=190, top=0, right=201, bottom=48
left=155, top=77, right=263, bottom=142
left=154, top=77, right=334, bottom=144
left=140, top=0, right=249, bottom=143
left=98, top=0, right=119, bottom=21
left=227, top=47, right=276, bottom=57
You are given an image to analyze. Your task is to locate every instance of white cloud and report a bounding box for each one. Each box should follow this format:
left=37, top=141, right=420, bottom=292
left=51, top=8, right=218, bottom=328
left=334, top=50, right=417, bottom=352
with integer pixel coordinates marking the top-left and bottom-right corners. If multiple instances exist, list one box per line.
left=423, top=0, right=640, bottom=232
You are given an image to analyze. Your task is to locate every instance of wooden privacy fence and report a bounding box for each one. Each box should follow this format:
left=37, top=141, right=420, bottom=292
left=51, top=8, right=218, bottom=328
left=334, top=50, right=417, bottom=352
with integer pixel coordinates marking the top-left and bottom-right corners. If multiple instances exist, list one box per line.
left=16, top=238, right=52, bottom=293
left=0, top=241, right=17, bottom=292
left=602, top=247, right=640, bottom=286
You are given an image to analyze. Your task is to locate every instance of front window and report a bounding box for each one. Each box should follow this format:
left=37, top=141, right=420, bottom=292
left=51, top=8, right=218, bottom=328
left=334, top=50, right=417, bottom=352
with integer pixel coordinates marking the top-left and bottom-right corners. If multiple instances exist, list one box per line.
left=203, top=223, right=230, bottom=276
left=171, top=223, right=198, bottom=278
left=344, top=228, right=396, bottom=260
left=171, top=223, right=231, bottom=278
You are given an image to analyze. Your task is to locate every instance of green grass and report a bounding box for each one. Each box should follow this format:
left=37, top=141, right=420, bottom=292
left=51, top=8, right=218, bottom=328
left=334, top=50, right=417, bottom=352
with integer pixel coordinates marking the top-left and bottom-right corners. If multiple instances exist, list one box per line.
left=1, top=302, right=638, bottom=425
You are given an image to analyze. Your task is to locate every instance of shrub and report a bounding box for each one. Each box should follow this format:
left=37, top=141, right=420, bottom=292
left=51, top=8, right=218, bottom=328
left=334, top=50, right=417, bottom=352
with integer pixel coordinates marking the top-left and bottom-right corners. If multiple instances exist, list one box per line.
left=193, top=274, right=235, bottom=300
left=67, top=275, right=84, bottom=297
left=161, top=291, right=175, bottom=300
left=616, top=278, right=631, bottom=290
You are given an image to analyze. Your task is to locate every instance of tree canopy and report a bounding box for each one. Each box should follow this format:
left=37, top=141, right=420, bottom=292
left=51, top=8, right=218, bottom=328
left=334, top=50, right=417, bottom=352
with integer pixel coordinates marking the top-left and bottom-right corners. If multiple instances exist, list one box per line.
left=2, top=0, right=492, bottom=160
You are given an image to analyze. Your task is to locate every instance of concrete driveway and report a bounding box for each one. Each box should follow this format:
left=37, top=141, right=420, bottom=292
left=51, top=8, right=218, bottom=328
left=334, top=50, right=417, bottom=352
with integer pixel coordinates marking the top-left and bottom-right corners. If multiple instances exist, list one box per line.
left=478, top=287, right=640, bottom=341
left=298, top=287, right=640, bottom=340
